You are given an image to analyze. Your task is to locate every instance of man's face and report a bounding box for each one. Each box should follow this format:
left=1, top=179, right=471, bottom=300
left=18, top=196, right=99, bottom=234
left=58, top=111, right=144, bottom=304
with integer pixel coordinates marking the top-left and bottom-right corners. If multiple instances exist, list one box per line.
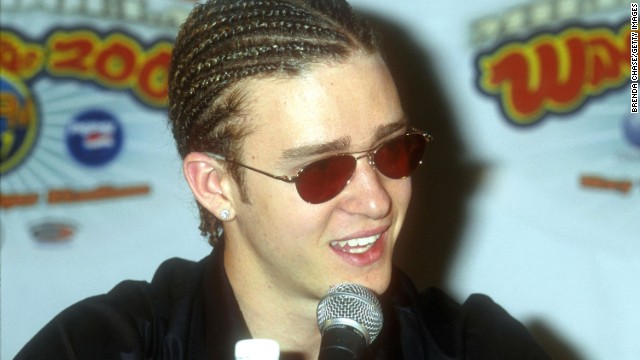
left=224, top=54, right=412, bottom=300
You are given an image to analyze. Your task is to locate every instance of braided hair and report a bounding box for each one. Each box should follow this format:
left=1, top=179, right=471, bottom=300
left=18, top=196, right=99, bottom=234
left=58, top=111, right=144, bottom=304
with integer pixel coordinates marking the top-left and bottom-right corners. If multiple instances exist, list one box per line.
left=168, top=0, right=379, bottom=245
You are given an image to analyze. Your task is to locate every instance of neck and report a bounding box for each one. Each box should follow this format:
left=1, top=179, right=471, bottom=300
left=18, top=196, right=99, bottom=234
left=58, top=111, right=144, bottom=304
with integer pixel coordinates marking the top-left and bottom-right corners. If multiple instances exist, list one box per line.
left=223, top=244, right=322, bottom=360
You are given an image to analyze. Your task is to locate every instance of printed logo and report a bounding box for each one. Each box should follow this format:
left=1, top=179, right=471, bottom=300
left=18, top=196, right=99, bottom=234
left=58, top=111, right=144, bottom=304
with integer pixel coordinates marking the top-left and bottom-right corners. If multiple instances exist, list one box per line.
left=65, top=109, right=123, bottom=167
left=0, top=73, right=39, bottom=175
left=477, top=22, right=630, bottom=126
left=1, top=28, right=172, bottom=109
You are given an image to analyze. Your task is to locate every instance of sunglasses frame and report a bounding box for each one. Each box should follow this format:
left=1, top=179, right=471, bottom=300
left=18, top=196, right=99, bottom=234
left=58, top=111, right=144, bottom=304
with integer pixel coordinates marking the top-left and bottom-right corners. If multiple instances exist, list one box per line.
left=205, top=127, right=433, bottom=202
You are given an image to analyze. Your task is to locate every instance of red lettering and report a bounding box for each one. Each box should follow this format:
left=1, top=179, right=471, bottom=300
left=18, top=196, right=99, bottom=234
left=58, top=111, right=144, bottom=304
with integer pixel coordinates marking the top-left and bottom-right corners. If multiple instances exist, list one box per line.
left=479, top=23, right=631, bottom=124
left=138, top=48, right=171, bottom=104
left=95, top=42, right=136, bottom=84
left=487, top=51, right=544, bottom=122
left=537, top=35, right=585, bottom=104
left=2, top=28, right=171, bottom=108
left=0, top=38, right=21, bottom=73
left=48, top=35, right=94, bottom=74
left=0, top=32, right=44, bottom=78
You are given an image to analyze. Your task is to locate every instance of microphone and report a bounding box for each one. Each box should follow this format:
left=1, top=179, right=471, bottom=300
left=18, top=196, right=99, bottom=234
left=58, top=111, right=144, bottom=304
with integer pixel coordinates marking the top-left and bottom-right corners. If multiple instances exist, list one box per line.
left=316, top=283, right=383, bottom=360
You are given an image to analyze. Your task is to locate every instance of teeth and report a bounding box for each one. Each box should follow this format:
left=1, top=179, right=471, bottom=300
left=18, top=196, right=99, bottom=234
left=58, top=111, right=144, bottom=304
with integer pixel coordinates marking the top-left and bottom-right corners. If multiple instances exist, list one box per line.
left=330, top=234, right=380, bottom=254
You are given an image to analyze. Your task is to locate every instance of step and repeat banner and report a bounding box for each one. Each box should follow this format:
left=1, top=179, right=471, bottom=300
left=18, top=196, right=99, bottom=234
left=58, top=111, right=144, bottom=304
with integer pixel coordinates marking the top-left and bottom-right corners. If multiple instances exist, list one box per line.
left=1, top=1, right=638, bottom=359
left=0, top=1, right=212, bottom=358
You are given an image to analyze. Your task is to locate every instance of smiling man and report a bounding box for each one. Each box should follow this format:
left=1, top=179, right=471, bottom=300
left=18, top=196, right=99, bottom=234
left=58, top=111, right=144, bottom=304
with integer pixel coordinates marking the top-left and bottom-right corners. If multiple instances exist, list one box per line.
left=183, top=53, right=413, bottom=356
left=16, top=1, right=550, bottom=359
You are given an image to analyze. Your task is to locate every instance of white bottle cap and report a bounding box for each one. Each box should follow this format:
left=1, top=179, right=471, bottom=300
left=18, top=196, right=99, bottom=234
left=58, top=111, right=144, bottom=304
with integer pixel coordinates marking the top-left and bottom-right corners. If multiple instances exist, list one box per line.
left=234, top=339, right=280, bottom=360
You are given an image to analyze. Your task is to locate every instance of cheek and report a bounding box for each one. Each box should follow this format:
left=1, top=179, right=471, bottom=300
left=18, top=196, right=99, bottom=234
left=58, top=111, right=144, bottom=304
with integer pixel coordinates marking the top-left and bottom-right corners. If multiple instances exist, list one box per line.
left=390, top=180, right=412, bottom=239
left=390, top=178, right=412, bottom=212
left=245, top=176, right=333, bottom=242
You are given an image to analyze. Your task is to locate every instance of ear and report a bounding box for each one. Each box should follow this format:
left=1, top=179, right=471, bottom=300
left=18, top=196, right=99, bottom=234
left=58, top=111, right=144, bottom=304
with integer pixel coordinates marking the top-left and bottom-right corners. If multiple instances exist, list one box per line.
left=183, top=152, right=235, bottom=221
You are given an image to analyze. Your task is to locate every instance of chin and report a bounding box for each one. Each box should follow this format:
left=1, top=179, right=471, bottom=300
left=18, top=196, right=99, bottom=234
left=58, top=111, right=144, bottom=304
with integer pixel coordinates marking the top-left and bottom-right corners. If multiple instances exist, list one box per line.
left=323, top=241, right=395, bottom=296
left=366, top=270, right=393, bottom=296
left=343, top=265, right=393, bottom=297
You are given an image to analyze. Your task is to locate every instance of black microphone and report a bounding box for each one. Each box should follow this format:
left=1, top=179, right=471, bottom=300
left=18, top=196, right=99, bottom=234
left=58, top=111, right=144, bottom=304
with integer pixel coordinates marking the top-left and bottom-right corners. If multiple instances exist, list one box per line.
left=316, top=283, right=383, bottom=360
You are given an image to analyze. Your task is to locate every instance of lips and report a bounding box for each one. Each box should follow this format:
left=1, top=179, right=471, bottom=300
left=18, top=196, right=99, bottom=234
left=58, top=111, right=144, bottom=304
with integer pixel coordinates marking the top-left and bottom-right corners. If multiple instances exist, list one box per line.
left=330, top=234, right=381, bottom=254
left=328, top=227, right=388, bottom=266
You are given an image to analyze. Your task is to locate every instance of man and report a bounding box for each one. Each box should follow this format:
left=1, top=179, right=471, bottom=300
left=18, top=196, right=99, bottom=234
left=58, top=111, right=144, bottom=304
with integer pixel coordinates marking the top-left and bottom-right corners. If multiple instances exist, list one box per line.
left=16, top=0, right=550, bottom=359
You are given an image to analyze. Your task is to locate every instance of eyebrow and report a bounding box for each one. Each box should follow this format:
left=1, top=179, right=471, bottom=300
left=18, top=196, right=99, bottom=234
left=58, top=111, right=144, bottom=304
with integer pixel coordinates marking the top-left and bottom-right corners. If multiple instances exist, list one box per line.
left=375, top=118, right=408, bottom=140
left=279, top=117, right=408, bottom=161
left=280, top=137, right=350, bottom=160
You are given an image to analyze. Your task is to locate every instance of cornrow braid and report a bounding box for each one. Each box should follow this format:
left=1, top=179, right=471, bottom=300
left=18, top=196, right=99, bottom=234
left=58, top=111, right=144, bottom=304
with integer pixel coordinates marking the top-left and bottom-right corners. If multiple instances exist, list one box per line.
left=168, top=0, right=379, bottom=245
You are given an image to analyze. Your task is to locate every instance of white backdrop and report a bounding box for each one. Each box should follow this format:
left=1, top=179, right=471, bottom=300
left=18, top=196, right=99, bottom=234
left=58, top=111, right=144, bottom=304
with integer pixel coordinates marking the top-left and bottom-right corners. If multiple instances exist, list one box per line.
left=1, top=1, right=638, bottom=359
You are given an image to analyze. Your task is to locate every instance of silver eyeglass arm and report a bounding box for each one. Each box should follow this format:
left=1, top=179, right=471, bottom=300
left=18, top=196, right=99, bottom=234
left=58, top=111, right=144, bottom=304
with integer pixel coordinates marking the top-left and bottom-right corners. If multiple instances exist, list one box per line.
left=203, top=152, right=297, bottom=183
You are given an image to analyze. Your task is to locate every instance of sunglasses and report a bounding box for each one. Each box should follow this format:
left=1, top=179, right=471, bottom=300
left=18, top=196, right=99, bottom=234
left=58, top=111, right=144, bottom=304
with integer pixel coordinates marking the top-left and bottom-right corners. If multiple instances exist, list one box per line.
left=206, top=128, right=433, bottom=204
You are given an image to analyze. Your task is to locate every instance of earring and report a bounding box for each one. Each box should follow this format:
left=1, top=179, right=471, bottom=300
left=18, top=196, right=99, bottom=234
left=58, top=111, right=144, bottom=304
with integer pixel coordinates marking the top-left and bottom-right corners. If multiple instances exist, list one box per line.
left=220, top=209, right=231, bottom=221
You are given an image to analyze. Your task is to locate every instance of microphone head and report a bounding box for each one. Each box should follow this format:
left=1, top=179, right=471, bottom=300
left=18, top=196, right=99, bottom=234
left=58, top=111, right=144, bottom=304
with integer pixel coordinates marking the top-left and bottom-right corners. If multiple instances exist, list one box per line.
left=316, top=283, right=383, bottom=345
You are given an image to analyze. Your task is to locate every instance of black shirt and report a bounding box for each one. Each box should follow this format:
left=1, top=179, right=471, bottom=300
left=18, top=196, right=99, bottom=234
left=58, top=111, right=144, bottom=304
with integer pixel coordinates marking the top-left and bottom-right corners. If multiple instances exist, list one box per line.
left=16, top=246, right=550, bottom=359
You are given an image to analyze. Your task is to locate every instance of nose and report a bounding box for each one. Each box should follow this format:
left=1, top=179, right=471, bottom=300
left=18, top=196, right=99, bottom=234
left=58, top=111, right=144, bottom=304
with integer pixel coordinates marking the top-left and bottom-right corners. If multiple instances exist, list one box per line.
left=338, top=156, right=392, bottom=219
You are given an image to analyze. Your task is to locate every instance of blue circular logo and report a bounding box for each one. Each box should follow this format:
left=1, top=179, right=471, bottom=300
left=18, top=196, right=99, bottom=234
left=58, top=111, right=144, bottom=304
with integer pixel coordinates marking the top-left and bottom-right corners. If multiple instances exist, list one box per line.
left=66, top=109, right=123, bottom=166
left=0, top=74, right=39, bottom=175
left=623, top=113, right=640, bottom=148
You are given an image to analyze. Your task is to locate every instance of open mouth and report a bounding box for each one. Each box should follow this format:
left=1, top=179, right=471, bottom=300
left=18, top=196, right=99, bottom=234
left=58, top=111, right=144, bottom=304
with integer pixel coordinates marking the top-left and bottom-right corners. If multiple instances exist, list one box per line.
left=330, top=234, right=381, bottom=254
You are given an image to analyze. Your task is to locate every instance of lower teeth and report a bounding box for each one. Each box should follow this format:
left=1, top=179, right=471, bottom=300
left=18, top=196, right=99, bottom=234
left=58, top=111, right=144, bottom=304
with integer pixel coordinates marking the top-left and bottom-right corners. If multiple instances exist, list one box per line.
left=346, top=245, right=372, bottom=254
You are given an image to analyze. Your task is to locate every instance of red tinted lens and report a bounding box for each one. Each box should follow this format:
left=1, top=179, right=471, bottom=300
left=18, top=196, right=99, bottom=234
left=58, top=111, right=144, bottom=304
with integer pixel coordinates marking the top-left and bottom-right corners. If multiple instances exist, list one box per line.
left=374, top=134, right=427, bottom=179
left=295, top=155, right=357, bottom=203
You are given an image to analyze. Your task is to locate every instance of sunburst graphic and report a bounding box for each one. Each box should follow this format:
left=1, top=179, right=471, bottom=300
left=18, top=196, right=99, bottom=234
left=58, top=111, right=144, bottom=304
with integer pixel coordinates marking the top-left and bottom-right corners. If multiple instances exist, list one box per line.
left=0, top=73, right=39, bottom=177
left=0, top=76, right=164, bottom=197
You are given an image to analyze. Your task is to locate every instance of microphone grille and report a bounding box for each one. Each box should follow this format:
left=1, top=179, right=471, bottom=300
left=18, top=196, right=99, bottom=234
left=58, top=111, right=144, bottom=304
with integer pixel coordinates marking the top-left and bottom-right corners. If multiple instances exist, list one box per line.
left=316, top=283, right=383, bottom=344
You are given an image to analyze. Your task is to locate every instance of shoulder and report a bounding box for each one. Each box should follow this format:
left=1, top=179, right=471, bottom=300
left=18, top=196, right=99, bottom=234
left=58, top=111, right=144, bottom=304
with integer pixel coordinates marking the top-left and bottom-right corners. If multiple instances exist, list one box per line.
left=418, top=287, right=551, bottom=360
left=15, top=256, right=207, bottom=360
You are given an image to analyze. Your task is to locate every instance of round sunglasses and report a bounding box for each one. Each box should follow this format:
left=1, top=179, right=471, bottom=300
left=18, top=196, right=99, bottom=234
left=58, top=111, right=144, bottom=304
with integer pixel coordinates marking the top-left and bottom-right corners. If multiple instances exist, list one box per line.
left=206, top=128, right=433, bottom=204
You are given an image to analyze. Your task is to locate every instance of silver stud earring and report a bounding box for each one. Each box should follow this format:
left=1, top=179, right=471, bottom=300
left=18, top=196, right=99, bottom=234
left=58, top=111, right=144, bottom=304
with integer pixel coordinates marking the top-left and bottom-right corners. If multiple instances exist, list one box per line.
left=220, top=209, right=231, bottom=221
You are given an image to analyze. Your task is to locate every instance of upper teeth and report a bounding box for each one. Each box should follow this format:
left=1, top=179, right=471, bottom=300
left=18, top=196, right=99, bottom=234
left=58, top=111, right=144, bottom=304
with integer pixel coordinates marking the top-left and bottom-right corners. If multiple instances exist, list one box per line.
left=331, top=234, right=380, bottom=248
